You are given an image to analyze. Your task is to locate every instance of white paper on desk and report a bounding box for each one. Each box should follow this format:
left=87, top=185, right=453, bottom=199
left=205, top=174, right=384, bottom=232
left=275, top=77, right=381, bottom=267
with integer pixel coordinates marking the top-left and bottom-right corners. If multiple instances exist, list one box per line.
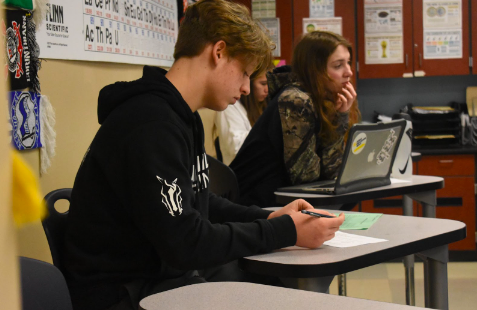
left=324, top=231, right=388, bottom=248
left=390, top=178, right=412, bottom=184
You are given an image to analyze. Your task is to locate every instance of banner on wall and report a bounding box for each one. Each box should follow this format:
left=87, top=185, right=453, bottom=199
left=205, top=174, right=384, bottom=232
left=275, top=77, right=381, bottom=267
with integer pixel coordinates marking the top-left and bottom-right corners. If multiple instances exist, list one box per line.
left=35, top=0, right=178, bottom=67
left=4, top=9, right=41, bottom=92
left=9, top=91, right=42, bottom=151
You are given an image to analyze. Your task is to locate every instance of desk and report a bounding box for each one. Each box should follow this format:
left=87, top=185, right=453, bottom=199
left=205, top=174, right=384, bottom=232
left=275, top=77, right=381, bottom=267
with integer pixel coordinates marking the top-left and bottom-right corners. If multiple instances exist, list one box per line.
left=274, top=175, right=444, bottom=306
left=239, top=212, right=465, bottom=310
left=275, top=175, right=443, bottom=213
left=140, top=282, right=430, bottom=310
left=412, top=152, right=422, bottom=162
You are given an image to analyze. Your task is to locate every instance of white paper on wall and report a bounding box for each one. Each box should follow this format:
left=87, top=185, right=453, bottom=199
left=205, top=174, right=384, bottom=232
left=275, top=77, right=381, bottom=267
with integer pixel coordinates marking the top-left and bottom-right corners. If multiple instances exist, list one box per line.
left=36, top=0, right=178, bottom=67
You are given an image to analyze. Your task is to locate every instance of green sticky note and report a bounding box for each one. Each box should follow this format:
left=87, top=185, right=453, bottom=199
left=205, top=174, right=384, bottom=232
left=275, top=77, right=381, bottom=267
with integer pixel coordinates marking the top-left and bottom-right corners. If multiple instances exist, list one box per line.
left=335, top=213, right=383, bottom=230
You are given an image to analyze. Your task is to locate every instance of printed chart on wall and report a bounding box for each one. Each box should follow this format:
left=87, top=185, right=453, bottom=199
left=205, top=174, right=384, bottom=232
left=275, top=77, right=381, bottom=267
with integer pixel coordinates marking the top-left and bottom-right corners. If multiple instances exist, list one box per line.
left=252, top=0, right=276, bottom=18
left=309, top=0, right=334, bottom=18
left=259, top=18, right=280, bottom=57
left=364, top=0, right=403, bottom=65
left=423, top=0, right=462, bottom=59
left=36, top=0, right=178, bottom=67
left=303, top=17, right=342, bottom=35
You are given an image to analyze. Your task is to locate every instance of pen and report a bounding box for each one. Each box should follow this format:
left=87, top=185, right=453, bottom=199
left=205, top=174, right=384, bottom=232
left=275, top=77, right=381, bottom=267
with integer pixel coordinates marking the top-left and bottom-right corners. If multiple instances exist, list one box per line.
left=301, top=210, right=336, bottom=218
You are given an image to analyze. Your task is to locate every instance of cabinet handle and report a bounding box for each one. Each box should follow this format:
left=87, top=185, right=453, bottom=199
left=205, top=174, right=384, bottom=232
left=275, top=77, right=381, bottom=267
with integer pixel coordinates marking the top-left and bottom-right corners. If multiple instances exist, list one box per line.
left=438, top=160, right=454, bottom=164
left=419, top=53, right=422, bottom=68
left=405, top=54, right=408, bottom=68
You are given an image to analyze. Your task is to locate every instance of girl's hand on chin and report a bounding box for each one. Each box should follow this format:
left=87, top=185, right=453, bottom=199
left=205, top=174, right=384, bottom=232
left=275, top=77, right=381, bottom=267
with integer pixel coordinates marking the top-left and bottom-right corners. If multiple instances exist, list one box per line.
left=335, top=82, right=356, bottom=113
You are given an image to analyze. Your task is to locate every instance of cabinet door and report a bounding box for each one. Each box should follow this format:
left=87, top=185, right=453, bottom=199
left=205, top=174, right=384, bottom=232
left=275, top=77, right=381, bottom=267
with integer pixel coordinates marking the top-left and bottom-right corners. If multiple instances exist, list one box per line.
left=276, top=0, right=293, bottom=64
left=424, top=177, right=476, bottom=251
left=472, top=0, right=477, bottom=73
left=417, top=154, right=474, bottom=177
left=234, top=0, right=251, bottom=8
left=232, top=0, right=293, bottom=64
left=292, top=0, right=356, bottom=52
left=416, top=154, right=476, bottom=251
left=412, top=0, right=470, bottom=76
left=292, top=0, right=357, bottom=84
left=357, top=0, right=414, bottom=78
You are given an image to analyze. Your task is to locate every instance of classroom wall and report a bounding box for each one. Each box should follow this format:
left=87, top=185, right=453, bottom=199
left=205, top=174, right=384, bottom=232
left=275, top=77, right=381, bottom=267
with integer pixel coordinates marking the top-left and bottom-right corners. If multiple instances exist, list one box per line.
left=0, top=8, right=21, bottom=308
left=0, top=84, right=20, bottom=310
left=18, top=60, right=143, bottom=262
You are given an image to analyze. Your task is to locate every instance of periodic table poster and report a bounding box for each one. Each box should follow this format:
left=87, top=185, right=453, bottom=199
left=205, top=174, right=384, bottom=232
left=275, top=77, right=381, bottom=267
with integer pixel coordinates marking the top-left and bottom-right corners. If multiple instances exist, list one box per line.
left=36, top=0, right=178, bottom=67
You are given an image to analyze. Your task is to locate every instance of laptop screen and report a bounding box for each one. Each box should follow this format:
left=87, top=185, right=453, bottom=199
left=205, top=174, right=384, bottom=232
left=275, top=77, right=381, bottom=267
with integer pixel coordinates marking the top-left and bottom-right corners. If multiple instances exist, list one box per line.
left=338, top=122, right=404, bottom=186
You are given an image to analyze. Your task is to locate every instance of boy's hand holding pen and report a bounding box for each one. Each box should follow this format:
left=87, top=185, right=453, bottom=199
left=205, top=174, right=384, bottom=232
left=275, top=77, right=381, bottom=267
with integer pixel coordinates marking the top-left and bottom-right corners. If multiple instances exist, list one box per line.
left=301, top=210, right=341, bottom=218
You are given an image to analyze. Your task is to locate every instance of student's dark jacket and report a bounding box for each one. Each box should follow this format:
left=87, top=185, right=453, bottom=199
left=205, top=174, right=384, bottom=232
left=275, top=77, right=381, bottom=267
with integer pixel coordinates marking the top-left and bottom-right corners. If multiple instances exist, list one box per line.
left=62, top=66, right=296, bottom=310
left=230, top=66, right=298, bottom=207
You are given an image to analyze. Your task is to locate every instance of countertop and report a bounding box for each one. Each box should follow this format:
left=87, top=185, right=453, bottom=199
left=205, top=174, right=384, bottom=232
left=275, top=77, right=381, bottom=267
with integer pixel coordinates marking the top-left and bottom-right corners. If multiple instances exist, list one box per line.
left=413, top=145, right=477, bottom=155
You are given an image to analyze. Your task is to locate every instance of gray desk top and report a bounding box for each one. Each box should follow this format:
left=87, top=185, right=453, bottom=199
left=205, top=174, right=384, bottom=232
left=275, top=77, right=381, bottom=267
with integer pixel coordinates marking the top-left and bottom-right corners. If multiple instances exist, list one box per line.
left=411, top=152, right=421, bottom=162
left=275, top=175, right=444, bottom=206
left=239, top=212, right=465, bottom=278
left=140, top=282, right=428, bottom=310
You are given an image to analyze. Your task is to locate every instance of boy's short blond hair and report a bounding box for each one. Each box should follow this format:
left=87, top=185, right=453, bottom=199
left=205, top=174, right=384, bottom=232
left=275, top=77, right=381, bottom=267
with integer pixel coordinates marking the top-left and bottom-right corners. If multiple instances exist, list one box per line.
left=174, top=0, right=274, bottom=77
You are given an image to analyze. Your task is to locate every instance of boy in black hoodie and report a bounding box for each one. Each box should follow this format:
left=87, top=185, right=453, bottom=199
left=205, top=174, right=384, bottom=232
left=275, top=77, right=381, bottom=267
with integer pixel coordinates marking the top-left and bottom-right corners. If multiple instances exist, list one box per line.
left=63, top=1, right=345, bottom=309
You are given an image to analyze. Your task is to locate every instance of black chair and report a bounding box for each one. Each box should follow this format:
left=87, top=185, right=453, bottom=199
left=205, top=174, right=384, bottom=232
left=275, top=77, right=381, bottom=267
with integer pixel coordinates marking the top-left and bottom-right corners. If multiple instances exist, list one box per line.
left=207, top=154, right=240, bottom=203
left=42, top=188, right=72, bottom=273
left=20, top=256, right=73, bottom=310
left=214, top=137, right=223, bottom=163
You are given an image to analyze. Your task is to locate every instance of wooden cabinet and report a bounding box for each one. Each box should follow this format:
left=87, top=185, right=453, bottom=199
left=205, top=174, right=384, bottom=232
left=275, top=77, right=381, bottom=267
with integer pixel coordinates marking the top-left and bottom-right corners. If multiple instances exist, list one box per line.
left=236, top=1, right=358, bottom=77
left=232, top=0, right=296, bottom=65
left=412, top=0, right=470, bottom=77
left=362, top=154, right=476, bottom=251
left=472, top=0, right=477, bottom=73
left=357, top=0, right=470, bottom=79
left=292, top=0, right=356, bottom=54
left=276, top=0, right=293, bottom=64
left=417, top=154, right=475, bottom=251
left=292, top=0, right=357, bottom=84
left=357, top=0, right=414, bottom=79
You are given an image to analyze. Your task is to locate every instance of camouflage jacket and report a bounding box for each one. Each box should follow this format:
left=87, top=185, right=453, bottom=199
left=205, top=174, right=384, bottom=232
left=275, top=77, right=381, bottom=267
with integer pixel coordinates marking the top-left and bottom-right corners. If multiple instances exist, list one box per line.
left=267, top=66, right=349, bottom=185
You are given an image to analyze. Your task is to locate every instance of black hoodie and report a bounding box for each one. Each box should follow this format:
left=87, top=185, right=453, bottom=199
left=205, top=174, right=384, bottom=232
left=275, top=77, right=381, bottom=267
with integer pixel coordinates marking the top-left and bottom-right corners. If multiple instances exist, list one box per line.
left=230, top=66, right=298, bottom=207
left=63, top=66, right=297, bottom=310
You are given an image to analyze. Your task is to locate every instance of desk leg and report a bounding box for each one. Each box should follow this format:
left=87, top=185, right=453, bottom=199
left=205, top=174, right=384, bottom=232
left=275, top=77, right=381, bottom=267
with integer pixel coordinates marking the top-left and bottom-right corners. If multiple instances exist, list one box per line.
left=422, top=202, right=436, bottom=218
left=404, top=255, right=415, bottom=306
left=417, top=245, right=449, bottom=310
left=402, top=195, right=415, bottom=306
left=338, top=274, right=347, bottom=296
left=280, top=276, right=335, bottom=293
left=406, top=190, right=437, bottom=219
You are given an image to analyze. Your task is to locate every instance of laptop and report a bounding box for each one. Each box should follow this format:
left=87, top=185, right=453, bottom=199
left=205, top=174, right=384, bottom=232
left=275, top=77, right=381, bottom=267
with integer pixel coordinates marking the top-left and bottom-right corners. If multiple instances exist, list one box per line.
left=277, top=119, right=406, bottom=195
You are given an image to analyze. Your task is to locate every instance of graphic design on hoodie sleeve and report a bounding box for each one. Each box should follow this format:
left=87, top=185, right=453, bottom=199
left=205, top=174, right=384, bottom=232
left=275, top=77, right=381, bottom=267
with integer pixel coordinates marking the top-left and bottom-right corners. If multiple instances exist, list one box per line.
left=157, top=153, right=209, bottom=217
left=156, top=176, right=183, bottom=217
left=191, top=154, right=209, bottom=193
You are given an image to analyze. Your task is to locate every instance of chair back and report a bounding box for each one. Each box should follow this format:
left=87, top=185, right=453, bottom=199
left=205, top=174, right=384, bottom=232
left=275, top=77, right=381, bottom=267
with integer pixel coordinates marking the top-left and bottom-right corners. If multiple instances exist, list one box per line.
left=42, top=188, right=72, bottom=272
left=20, top=256, right=73, bottom=310
left=214, top=137, right=223, bottom=162
left=207, top=154, right=240, bottom=203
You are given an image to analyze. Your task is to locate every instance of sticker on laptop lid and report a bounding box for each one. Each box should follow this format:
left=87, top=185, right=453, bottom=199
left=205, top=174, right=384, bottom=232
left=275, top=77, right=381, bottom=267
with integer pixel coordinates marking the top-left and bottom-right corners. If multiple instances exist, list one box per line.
left=352, top=133, right=367, bottom=154
left=377, top=129, right=397, bottom=165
